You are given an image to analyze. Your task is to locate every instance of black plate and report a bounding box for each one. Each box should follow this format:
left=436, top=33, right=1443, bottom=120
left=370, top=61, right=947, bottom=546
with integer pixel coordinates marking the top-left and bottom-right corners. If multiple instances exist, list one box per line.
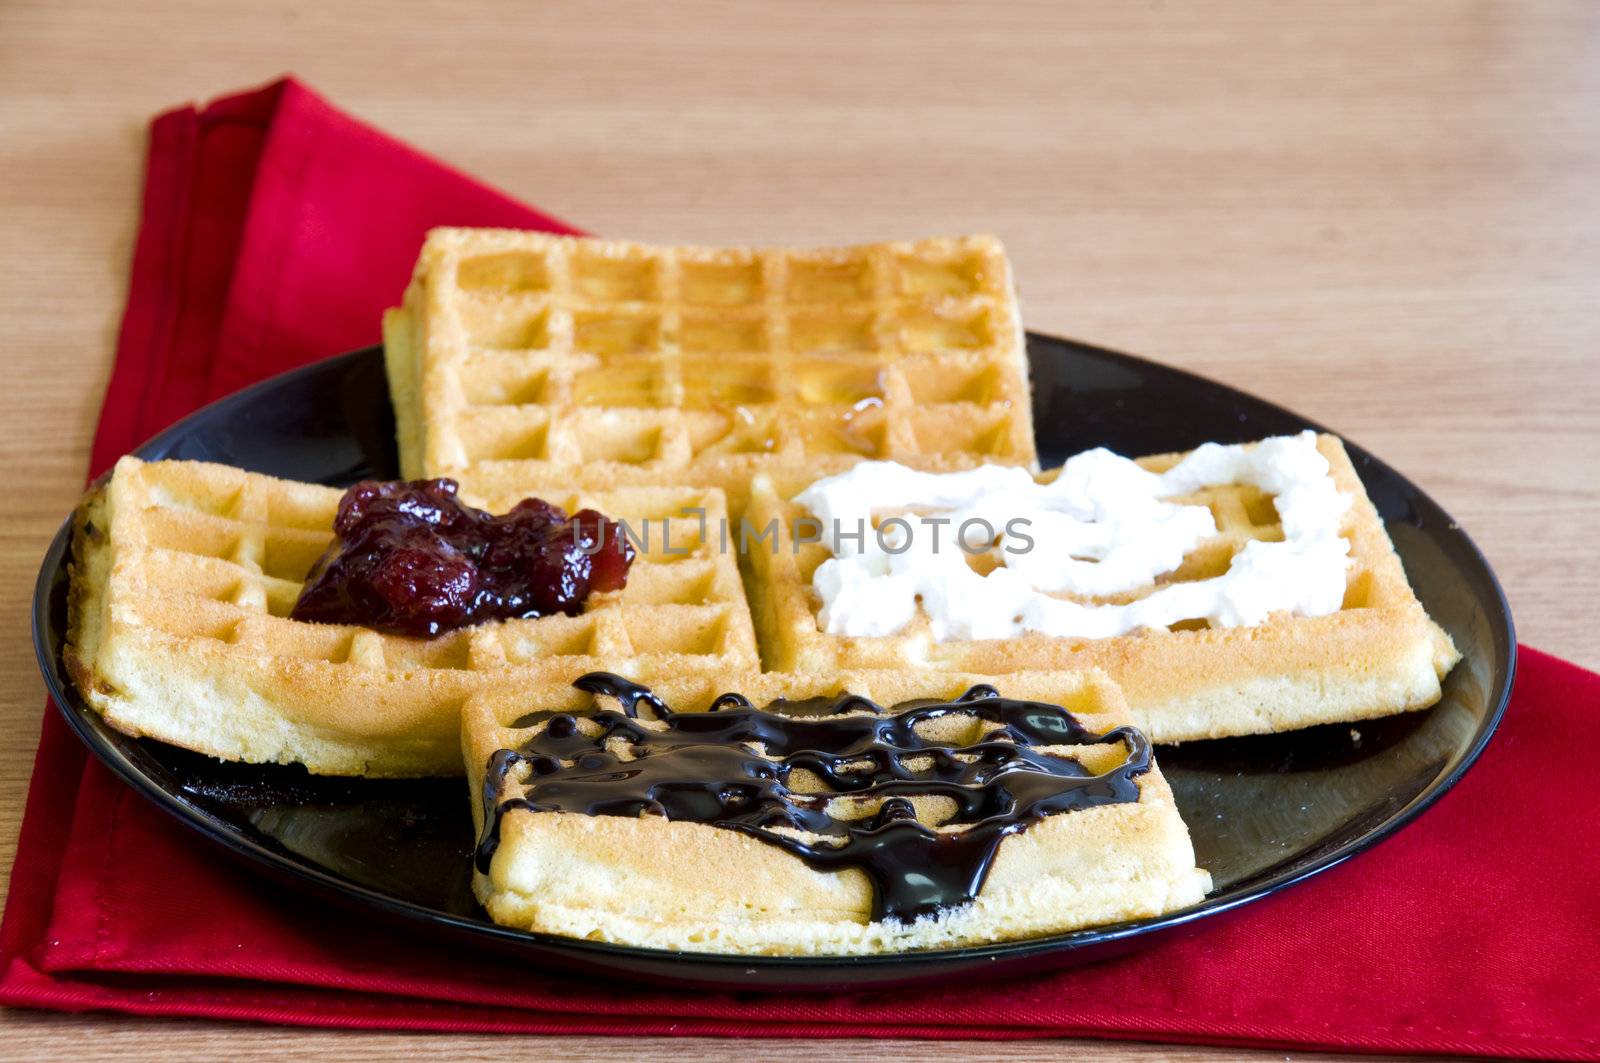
left=32, top=335, right=1515, bottom=990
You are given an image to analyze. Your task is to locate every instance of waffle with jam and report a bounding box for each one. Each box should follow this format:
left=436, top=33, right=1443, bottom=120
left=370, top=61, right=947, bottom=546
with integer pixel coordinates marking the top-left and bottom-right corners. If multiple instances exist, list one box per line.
left=59, top=228, right=1472, bottom=959
left=65, top=456, right=756, bottom=775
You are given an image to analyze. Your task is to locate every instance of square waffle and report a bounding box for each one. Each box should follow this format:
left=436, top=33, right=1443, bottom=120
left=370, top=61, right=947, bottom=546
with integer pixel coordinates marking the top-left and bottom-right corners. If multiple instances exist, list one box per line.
left=745, top=433, right=1460, bottom=743
left=384, top=229, right=1037, bottom=516
left=65, top=457, right=758, bottom=776
left=464, top=669, right=1210, bottom=955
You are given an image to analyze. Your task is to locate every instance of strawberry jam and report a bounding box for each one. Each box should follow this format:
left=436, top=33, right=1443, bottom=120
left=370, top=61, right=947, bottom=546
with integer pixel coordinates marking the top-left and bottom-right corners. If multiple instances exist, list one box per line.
left=291, top=479, right=635, bottom=637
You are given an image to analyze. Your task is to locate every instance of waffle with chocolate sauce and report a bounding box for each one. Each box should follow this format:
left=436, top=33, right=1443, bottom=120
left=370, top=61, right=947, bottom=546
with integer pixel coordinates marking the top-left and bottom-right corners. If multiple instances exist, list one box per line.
left=59, top=226, right=1471, bottom=956
left=383, top=229, right=1037, bottom=516
left=463, top=669, right=1210, bottom=955
left=64, top=456, right=757, bottom=776
left=744, top=433, right=1459, bottom=743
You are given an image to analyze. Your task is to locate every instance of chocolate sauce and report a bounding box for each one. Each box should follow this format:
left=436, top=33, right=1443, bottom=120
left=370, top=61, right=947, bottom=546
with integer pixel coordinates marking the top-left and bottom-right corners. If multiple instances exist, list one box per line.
left=476, top=673, right=1151, bottom=924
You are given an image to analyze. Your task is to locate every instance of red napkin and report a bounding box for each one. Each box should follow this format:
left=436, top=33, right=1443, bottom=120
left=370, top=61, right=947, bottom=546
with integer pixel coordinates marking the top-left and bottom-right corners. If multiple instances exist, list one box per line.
left=4, top=77, right=1597, bottom=1058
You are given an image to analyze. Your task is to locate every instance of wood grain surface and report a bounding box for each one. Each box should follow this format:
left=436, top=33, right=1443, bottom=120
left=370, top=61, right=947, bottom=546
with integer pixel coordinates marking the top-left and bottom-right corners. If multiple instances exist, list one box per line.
left=1, top=0, right=1595, bottom=1058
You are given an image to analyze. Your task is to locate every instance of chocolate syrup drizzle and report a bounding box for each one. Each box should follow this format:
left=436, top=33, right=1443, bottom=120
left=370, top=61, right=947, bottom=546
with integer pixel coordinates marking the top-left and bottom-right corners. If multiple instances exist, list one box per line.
left=475, top=673, right=1151, bottom=924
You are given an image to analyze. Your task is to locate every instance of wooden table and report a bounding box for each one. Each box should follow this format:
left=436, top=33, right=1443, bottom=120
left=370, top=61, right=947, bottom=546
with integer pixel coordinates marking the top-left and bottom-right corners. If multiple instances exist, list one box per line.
left=2, top=1, right=1595, bottom=1058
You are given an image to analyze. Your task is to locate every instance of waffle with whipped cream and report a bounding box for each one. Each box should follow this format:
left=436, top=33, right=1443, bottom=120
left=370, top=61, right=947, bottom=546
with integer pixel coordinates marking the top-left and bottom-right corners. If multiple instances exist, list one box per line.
left=745, top=432, right=1459, bottom=743
left=65, top=456, right=757, bottom=776
left=464, top=668, right=1210, bottom=955
left=55, top=225, right=1486, bottom=958
left=384, top=229, right=1037, bottom=516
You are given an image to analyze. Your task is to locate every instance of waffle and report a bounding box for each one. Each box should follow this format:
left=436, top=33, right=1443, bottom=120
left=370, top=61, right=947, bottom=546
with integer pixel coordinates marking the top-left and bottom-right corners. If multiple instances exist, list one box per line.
left=746, top=434, right=1460, bottom=743
left=64, top=457, right=758, bottom=776
left=384, top=229, right=1037, bottom=516
left=464, top=669, right=1210, bottom=955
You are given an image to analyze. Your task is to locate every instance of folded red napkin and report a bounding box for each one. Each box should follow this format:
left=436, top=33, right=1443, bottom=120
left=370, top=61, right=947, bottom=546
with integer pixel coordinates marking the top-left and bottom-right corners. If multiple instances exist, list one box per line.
left=4, top=77, right=1597, bottom=1058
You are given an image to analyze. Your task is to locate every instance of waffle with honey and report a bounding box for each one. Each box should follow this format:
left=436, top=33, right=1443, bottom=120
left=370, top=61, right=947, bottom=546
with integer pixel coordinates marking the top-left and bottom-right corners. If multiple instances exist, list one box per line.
left=65, top=456, right=758, bottom=776
left=746, top=433, right=1460, bottom=743
left=464, top=668, right=1210, bottom=955
left=384, top=229, right=1036, bottom=516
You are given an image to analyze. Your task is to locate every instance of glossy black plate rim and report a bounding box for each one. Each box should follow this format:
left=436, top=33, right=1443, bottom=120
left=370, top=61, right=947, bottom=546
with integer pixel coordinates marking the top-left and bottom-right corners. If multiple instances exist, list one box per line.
left=31, top=335, right=1516, bottom=985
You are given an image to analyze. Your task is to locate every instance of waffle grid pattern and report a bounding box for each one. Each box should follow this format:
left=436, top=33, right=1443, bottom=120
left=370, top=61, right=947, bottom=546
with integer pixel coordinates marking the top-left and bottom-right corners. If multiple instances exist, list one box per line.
left=388, top=230, right=1037, bottom=505
left=110, top=458, right=757, bottom=672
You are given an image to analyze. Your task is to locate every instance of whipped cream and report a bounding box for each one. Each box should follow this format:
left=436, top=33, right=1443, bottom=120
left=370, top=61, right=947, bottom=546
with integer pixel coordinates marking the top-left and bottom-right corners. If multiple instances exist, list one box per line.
left=794, top=431, right=1352, bottom=641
